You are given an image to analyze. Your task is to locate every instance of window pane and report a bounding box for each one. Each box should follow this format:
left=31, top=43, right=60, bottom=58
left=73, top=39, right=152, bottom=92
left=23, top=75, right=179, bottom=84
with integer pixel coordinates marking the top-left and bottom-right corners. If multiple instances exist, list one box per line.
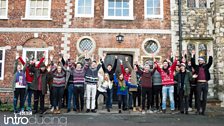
left=154, top=0, right=160, bottom=8
left=199, top=0, right=207, bottom=8
left=79, top=39, right=93, bottom=51
left=0, top=62, right=2, bottom=78
left=116, top=0, right=122, bottom=8
left=123, top=0, right=129, bottom=8
left=36, top=8, right=42, bottom=16
left=199, top=43, right=207, bottom=61
left=0, top=50, right=2, bottom=60
left=1, top=0, right=6, bottom=8
left=187, top=0, right=196, bottom=8
left=30, top=8, right=35, bottom=16
left=30, top=0, right=36, bottom=8
left=0, top=9, right=6, bottom=16
left=78, top=7, right=84, bottom=14
left=37, top=0, right=43, bottom=8
left=43, top=8, right=48, bottom=16
left=144, top=40, right=159, bottom=53
left=108, top=9, right=114, bottom=16
left=37, top=51, right=44, bottom=61
left=187, top=43, right=196, bottom=60
left=78, top=0, right=84, bottom=6
left=43, top=0, right=49, bottom=8
left=147, top=8, right=153, bottom=15
left=147, top=0, right=153, bottom=7
left=123, top=9, right=129, bottom=16
left=108, top=0, right=114, bottom=7
left=154, top=8, right=160, bottom=15
left=86, top=0, right=91, bottom=6
left=85, top=7, right=91, bottom=14
left=115, top=9, right=122, bottom=16
left=26, top=51, right=35, bottom=60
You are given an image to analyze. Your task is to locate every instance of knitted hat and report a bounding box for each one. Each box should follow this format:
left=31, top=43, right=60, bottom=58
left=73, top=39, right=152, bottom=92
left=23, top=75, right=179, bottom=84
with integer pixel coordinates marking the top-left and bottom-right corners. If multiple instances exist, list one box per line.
left=198, top=57, right=205, bottom=61
left=180, top=63, right=186, bottom=67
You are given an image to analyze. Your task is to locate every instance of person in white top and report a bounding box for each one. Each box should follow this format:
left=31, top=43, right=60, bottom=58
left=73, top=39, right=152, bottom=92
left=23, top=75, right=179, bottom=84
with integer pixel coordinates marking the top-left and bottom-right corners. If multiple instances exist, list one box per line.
left=95, top=72, right=113, bottom=112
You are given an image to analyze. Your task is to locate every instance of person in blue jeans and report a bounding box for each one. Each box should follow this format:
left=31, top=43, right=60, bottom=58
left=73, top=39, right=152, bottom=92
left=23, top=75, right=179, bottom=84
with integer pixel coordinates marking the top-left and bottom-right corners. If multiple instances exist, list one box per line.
left=100, top=54, right=118, bottom=108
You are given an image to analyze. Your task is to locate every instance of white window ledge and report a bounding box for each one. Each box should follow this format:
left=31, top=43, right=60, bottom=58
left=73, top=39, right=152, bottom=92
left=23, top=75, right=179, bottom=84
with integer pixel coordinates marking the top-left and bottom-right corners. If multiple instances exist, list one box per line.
left=21, top=17, right=53, bottom=21
left=145, top=15, right=163, bottom=19
left=0, top=17, right=9, bottom=20
left=103, top=16, right=134, bottom=21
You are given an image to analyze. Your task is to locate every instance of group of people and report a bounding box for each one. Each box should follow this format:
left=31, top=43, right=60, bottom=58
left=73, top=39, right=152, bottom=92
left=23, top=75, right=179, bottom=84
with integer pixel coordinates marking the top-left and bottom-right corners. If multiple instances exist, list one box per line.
left=12, top=50, right=213, bottom=115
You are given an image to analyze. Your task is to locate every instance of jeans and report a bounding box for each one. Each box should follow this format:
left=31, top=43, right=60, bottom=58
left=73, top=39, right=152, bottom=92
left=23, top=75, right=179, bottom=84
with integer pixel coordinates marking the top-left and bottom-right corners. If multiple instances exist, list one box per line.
left=142, top=87, right=152, bottom=110
left=189, top=85, right=197, bottom=109
left=52, top=86, right=65, bottom=109
left=162, top=85, right=175, bottom=110
left=127, top=92, right=133, bottom=109
left=95, top=91, right=108, bottom=109
left=86, top=84, right=97, bottom=110
left=106, top=88, right=113, bottom=108
left=118, top=95, right=127, bottom=110
left=152, top=85, right=162, bottom=110
left=74, top=85, right=84, bottom=111
left=67, top=84, right=76, bottom=110
left=196, top=83, right=208, bottom=113
left=33, top=90, right=45, bottom=113
left=24, top=88, right=33, bottom=110
left=179, top=89, right=189, bottom=113
left=13, top=88, right=26, bottom=112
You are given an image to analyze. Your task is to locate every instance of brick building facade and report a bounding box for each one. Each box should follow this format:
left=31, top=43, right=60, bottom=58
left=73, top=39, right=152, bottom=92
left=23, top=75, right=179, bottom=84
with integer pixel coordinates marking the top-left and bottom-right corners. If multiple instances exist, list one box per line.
left=0, top=0, right=223, bottom=106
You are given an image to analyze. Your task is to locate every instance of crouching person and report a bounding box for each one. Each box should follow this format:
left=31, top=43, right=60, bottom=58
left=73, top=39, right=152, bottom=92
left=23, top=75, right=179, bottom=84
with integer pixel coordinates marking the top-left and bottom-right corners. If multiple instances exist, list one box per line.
left=95, top=72, right=113, bottom=112
left=13, top=53, right=27, bottom=114
left=31, top=62, right=49, bottom=114
left=175, top=63, right=192, bottom=114
left=114, top=73, right=138, bottom=114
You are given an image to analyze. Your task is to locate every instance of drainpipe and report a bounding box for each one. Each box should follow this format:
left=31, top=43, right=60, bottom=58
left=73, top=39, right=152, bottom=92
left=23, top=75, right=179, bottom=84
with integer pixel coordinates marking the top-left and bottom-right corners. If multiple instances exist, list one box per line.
left=178, top=0, right=183, bottom=61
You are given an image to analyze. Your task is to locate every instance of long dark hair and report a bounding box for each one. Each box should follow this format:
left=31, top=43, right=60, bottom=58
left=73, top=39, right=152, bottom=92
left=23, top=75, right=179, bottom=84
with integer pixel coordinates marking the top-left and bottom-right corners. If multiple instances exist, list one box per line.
left=162, top=60, right=170, bottom=75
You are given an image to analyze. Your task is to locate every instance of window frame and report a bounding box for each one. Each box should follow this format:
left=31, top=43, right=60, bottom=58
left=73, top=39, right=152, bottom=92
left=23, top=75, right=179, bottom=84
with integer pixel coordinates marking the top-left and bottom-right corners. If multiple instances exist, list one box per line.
left=0, top=0, right=8, bottom=19
left=0, top=48, right=5, bottom=80
left=75, top=0, right=95, bottom=18
left=144, top=0, right=164, bottom=19
left=22, top=48, right=48, bottom=64
left=104, top=0, right=134, bottom=20
left=142, top=38, right=161, bottom=55
left=187, top=0, right=210, bottom=8
left=23, top=0, right=52, bottom=20
left=76, top=36, right=96, bottom=54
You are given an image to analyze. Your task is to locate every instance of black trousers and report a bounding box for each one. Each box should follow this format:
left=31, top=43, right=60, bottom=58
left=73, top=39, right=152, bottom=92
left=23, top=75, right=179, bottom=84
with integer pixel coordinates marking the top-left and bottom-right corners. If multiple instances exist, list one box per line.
left=174, top=85, right=180, bottom=110
left=74, top=86, right=84, bottom=111
left=62, top=88, right=68, bottom=107
left=152, top=85, right=162, bottom=110
left=34, top=90, right=45, bottom=112
left=13, top=88, right=26, bottom=111
left=49, top=85, right=53, bottom=107
left=189, top=85, right=197, bottom=109
left=142, top=87, right=152, bottom=110
left=118, top=95, right=127, bottom=110
left=95, top=91, right=108, bottom=109
left=179, top=90, right=189, bottom=113
left=52, top=86, right=64, bottom=109
left=197, top=83, right=208, bottom=113
left=133, top=86, right=141, bottom=107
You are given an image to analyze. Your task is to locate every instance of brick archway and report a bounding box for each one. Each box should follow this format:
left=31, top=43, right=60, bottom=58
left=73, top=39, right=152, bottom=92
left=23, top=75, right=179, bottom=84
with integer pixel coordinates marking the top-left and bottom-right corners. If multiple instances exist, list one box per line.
left=23, top=38, right=48, bottom=48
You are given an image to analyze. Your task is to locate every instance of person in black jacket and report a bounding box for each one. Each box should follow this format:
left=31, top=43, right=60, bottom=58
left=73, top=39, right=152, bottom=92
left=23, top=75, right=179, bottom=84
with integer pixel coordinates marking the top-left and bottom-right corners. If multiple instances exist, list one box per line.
left=191, top=50, right=213, bottom=115
left=100, top=53, right=118, bottom=109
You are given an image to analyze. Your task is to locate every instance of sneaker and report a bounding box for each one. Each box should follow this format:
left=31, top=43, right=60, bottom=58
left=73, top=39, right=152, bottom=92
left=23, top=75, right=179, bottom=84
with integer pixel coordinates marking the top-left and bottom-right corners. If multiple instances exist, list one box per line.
left=33, top=110, right=38, bottom=114
left=91, top=109, right=97, bottom=113
left=171, top=110, right=175, bottom=114
left=119, top=110, right=122, bottom=113
left=147, top=110, right=154, bottom=114
left=142, top=111, right=146, bottom=114
left=56, top=109, right=61, bottom=114
left=162, top=109, right=166, bottom=114
left=73, top=109, right=77, bottom=112
left=107, top=108, right=110, bottom=112
left=50, top=107, right=54, bottom=112
left=153, top=109, right=158, bottom=113
left=133, top=107, right=136, bottom=112
left=138, top=107, right=142, bottom=112
left=67, top=109, right=71, bottom=113
left=27, top=107, right=32, bottom=111
left=185, top=111, right=189, bottom=115
left=188, top=107, right=193, bottom=112
left=86, top=109, right=90, bottom=113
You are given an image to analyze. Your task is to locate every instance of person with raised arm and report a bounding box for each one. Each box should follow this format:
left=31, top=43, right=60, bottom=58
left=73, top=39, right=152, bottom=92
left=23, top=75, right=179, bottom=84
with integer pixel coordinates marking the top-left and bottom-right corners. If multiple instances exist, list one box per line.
left=154, top=52, right=178, bottom=114
left=18, top=52, right=45, bottom=112
left=191, top=50, right=213, bottom=115
left=85, top=54, right=102, bottom=113
left=100, top=53, right=117, bottom=109
left=12, top=52, right=27, bottom=114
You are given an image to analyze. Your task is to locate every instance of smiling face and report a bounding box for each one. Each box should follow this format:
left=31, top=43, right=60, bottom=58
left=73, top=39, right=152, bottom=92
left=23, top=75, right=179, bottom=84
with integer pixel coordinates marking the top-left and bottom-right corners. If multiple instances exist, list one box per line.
left=144, top=65, right=150, bottom=72
left=76, top=63, right=82, bottom=70
left=107, top=65, right=112, bottom=71
left=104, top=73, right=109, bottom=81
left=163, top=61, right=169, bottom=69
left=180, top=65, right=186, bottom=72
left=57, top=66, right=62, bottom=73
left=17, top=64, right=22, bottom=71
left=199, top=59, right=205, bottom=65
left=91, top=61, right=97, bottom=68
left=125, top=67, right=129, bottom=74
left=119, top=73, right=124, bottom=80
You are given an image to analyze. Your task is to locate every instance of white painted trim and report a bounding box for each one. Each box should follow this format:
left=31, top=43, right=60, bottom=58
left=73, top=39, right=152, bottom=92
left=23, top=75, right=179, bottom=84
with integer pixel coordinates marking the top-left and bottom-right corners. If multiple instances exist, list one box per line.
left=142, top=38, right=161, bottom=55
left=144, top=0, right=164, bottom=19
left=0, top=0, right=8, bottom=19
left=0, top=28, right=172, bottom=34
left=21, top=17, right=52, bottom=21
left=104, top=0, right=134, bottom=20
left=24, top=0, right=52, bottom=19
left=75, top=0, right=95, bottom=18
left=76, top=36, right=96, bottom=54
left=98, top=48, right=140, bottom=64
left=22, top=48, right=49, bottom=64
left=0, top=47, right=5, bottom=80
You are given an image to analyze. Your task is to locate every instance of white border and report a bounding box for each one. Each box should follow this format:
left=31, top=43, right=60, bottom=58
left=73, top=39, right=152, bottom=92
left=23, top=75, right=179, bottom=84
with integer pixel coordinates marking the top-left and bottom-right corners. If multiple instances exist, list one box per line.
left=0, top=0, right=8, bottom=19
left=144, top=0, right=163, bottom=19
left=75, top=0, right=95, bottom=17
left=0, top=28, right=172, bottom=34
left=142, top=38, right=161, bottom=55
left=104, top=0, right=134, bottom=20
left=0, top=47, right=5, bottom=80
left=23, top=0, right=52, bottom=20
left=22, top=47, right=49, bottom=64
left=76, top=36, right=96, bottom=54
